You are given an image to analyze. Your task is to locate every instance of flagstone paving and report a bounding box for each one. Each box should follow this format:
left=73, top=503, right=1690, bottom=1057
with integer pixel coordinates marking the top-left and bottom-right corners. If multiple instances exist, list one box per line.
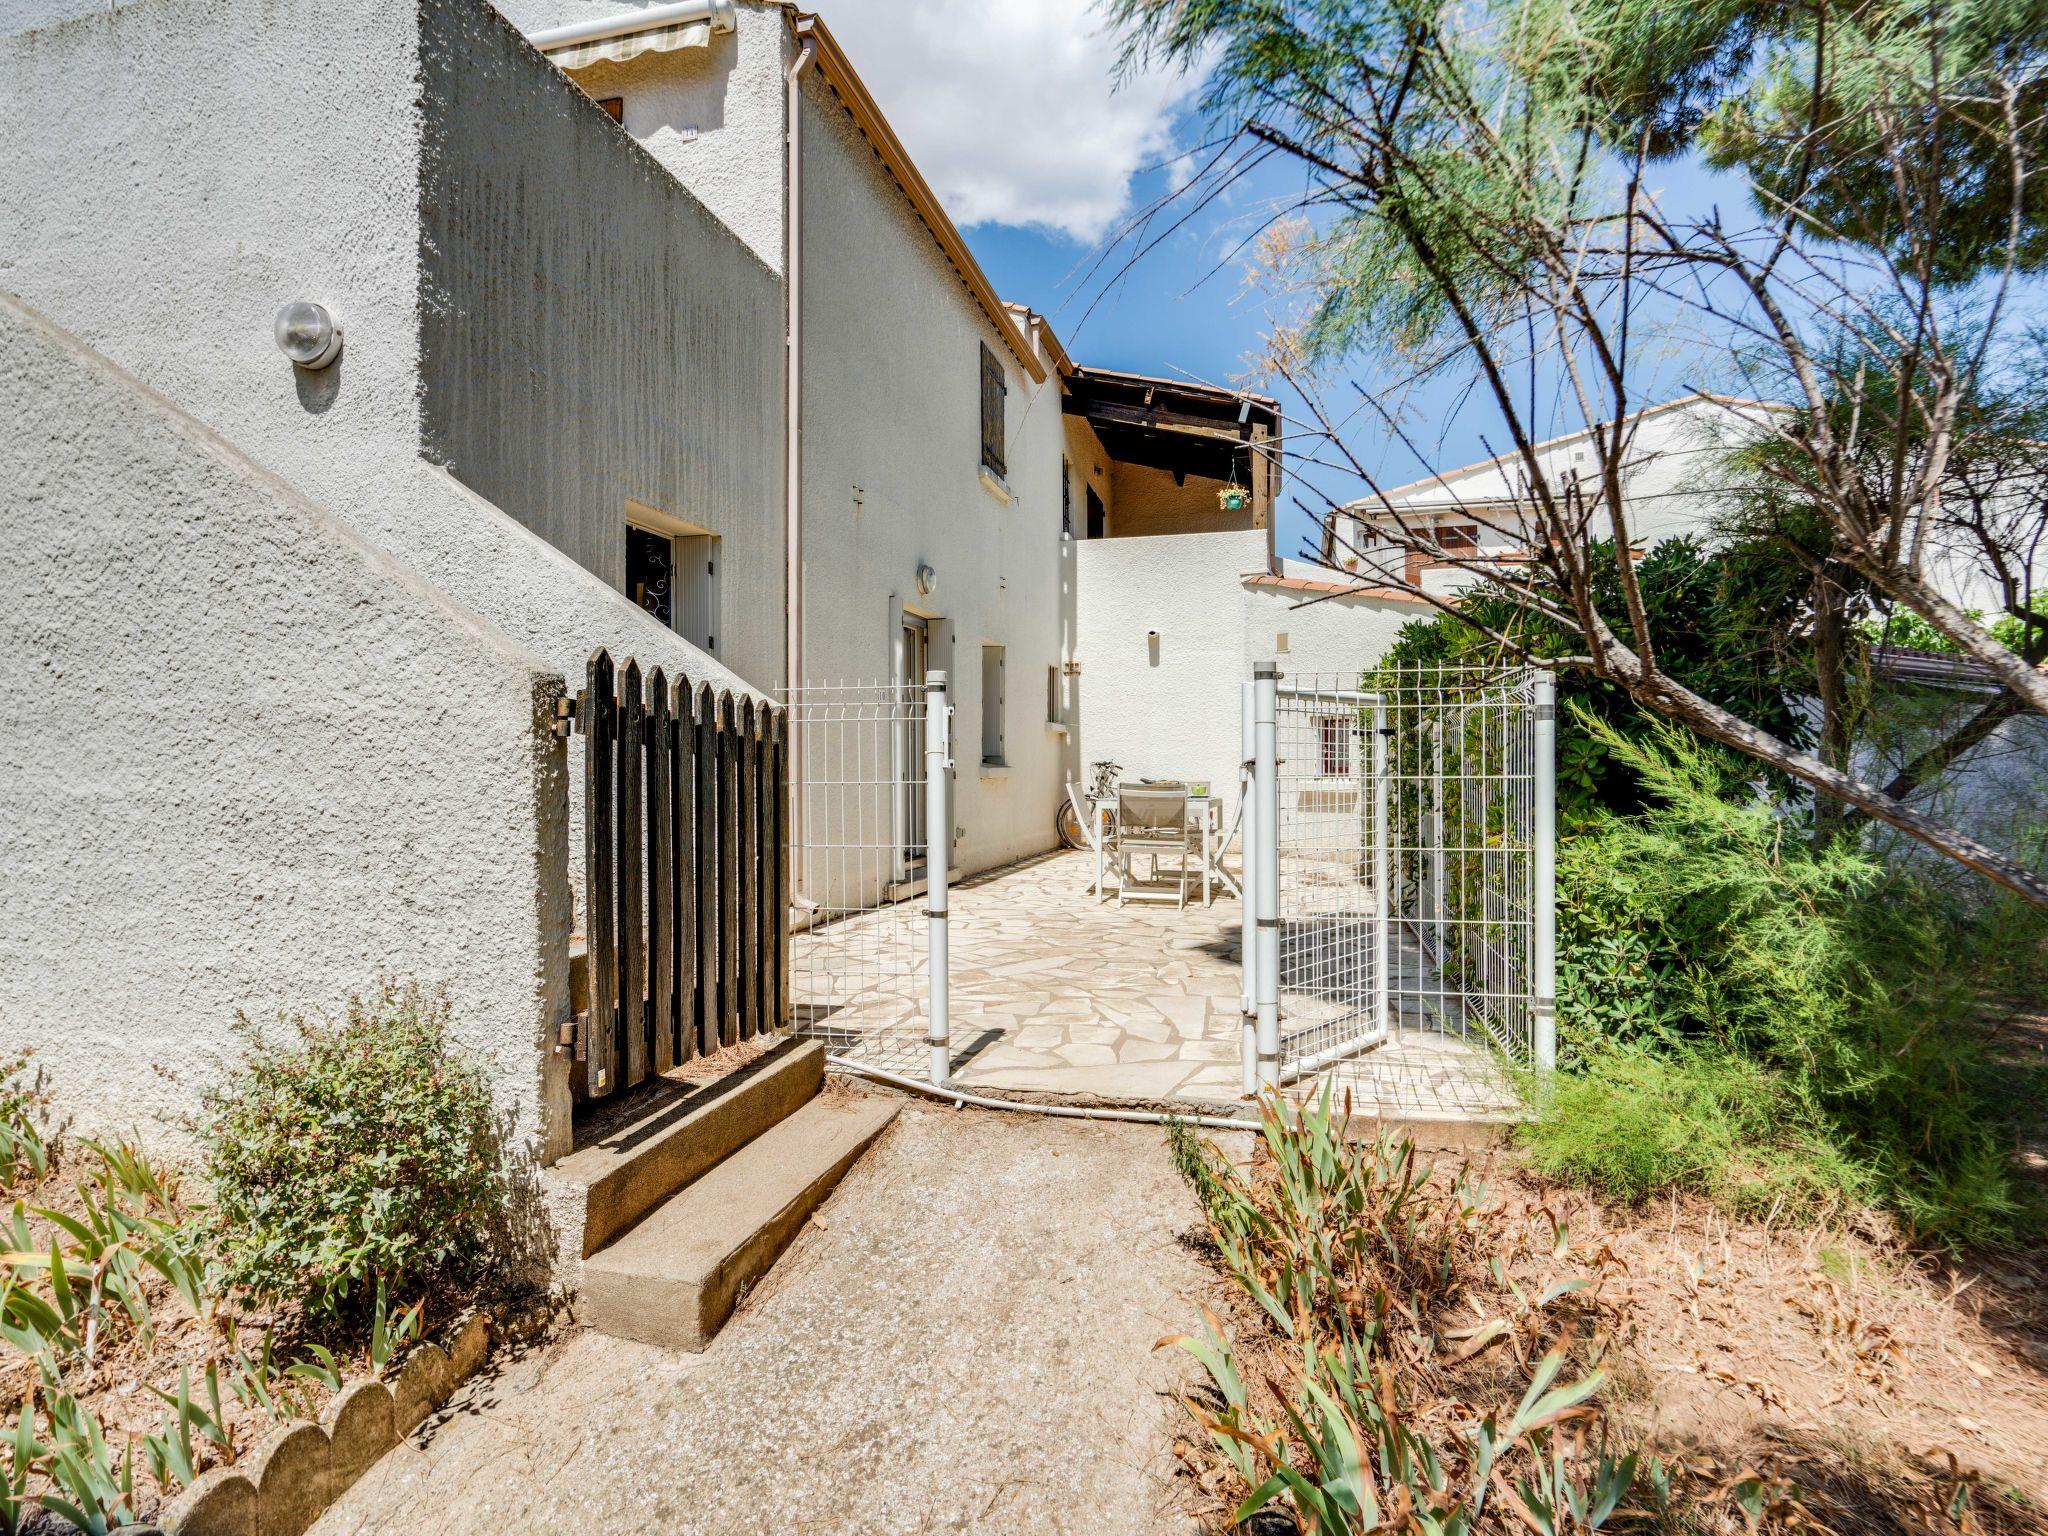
left=796, top=848, right=1519, bottom=1120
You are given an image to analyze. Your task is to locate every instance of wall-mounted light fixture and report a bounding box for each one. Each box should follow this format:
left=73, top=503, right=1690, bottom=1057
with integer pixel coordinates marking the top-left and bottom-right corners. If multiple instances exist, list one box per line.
left=274, top=301, right=343, bottom=370
left=915, top=562, right=938, bottom=598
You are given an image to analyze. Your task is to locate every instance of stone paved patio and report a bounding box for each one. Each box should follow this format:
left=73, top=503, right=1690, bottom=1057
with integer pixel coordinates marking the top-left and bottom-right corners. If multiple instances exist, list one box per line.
left=797, top=848, right=1519, bottom=1119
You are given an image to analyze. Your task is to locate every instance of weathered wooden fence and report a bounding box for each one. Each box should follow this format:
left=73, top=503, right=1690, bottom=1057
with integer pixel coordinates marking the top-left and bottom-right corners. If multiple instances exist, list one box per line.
left=573, top=649, right=788, bottom=1099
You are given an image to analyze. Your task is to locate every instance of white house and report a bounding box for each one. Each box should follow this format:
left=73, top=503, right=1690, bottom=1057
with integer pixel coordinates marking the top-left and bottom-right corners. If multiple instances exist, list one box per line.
left=1, top=0, right=1425, bottom=1160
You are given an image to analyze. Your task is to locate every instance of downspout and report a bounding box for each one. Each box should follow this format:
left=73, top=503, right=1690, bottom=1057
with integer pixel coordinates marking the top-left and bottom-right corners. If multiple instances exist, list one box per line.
left=786, top=29, right=817, bottom=873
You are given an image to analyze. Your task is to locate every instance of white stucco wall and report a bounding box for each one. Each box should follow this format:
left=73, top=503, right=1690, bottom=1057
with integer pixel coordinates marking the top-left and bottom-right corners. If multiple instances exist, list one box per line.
left=490, top=0, right=792, bottom=273
left=1076, top=532, right=1427, bottom=822
left=418, top=0, right=788, bottom=689
left=1246, top=580, right=1424, bottom=687
left=1075, top=531, right=1263, bottom=816
left=0, top=293, right=575, bottom=1162
left=797, top=68, right=1074, bottom=878
left=0, top=0, right=776, bottom=698
left=0, top=0, right=429, bottom=511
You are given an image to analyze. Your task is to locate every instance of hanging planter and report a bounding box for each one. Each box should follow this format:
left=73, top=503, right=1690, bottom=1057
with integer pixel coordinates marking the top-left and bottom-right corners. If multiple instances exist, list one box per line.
left=1217, top=474, right=1250, bottom=514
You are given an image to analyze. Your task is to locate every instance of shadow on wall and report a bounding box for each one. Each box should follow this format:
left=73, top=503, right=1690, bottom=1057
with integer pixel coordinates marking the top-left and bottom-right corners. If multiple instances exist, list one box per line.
left=294, top=355, right=342, bottom=415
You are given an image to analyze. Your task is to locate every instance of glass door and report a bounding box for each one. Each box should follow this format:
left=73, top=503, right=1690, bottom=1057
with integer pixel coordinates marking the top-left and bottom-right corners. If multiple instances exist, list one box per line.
left=900, top=616, right=929, bottom=884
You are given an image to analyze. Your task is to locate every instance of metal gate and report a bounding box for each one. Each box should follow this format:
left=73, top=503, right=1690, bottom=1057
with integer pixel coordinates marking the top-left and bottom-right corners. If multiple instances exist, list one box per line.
left=1245, top=662, right=1555, bottom=1109
left=783, top=674, right=951, bottom=1082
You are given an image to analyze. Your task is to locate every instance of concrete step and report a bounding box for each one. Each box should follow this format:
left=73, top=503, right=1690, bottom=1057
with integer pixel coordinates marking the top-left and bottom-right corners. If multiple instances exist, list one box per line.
left=553, top=1036, right=824, bottom=1258
left=580, top=1094, right=899, bottom=1351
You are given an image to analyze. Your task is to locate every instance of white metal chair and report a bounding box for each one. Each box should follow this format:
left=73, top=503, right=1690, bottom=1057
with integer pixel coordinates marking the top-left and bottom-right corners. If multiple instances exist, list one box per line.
left=1067, top=780, right=1114, bottom=899
left=1115, top=784, right=1192, bottom=909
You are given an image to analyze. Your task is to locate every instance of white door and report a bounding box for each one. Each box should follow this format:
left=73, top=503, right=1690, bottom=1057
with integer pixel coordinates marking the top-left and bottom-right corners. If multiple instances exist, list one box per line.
left=900, top=616, right=929, bottom=883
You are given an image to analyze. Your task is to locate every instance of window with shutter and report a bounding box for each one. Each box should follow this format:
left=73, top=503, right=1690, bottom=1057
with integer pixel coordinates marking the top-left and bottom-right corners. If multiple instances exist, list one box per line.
left=979, top=342, right=1007, bottom=478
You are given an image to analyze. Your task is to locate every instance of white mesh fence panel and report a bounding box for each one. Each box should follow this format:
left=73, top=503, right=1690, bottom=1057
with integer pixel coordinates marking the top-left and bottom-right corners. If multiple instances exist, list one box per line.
left=1270, top=662, right=1544, bottom=1112
left=783, top=681, right=929, bottom=1075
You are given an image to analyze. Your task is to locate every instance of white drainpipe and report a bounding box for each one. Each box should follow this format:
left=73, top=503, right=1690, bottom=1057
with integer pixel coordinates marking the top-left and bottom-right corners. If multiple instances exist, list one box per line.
left=526, top=0, right=736, bottom=52
left=785, top=31, right=816, bottom=875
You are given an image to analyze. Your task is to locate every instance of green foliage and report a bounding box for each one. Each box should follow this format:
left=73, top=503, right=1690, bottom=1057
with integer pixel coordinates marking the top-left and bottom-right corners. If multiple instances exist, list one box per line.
left=1864, top=593, right=2048, bottom=656
left=0, top=1057, right=454, bottom=1525
left=142, top=1365, right=233, bottom=1492
left=0, top=1052, right=49, bottom=1191
left=38, top=1391, right=138, bottom=1535
left=198, top=981, right=505, bottom=1322
left=0, top=1393, right=39, bottom=1536
left=1532, top=713, right=2037, bottom=1246
left=1377, top=537, right=1809, bottom=825
left=1520, top=1050, right=1852, bottom=1211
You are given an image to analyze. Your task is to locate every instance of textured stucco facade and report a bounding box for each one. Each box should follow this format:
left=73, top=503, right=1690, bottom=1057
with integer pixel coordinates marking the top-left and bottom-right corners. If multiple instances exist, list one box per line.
left=797, top=66, right=1076, bottom=875
left=470, top=0, right=1085, bottom=876
left=0, top=293, right=575, bottom=1162
left=491, top=0, right=793, bottom=273
left=418, top=0, right=787, bottom=689
left=0, top=0, right=775, bottom=698
left=1076, top=532, right=1423, bottom=819
left=0, top=0, right=787, bottom=1159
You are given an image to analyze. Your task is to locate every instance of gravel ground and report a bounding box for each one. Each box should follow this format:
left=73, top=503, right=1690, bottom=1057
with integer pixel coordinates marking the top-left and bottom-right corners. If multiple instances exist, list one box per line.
left=310, top=1097, right=1217, bottom=1536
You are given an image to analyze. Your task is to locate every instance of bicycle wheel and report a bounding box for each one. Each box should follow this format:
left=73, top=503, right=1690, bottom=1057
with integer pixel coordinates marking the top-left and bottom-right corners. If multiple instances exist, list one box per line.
left=1055, top=797, right=1087, bottom=850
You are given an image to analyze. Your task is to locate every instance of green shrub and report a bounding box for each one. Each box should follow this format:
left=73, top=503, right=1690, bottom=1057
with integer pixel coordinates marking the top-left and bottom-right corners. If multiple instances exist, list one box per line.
left=1535, top=714, right=2038, bottom=1248
left=198, top=982, right=504, bottom=1321
left=1520, top=1049, right=1860, bottom=1214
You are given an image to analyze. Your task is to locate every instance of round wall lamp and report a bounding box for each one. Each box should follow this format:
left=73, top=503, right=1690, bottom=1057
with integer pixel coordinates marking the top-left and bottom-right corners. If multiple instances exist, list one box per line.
left=274, top=301, right=343, bottom=370
left=915, top=561, right=938, bottom=598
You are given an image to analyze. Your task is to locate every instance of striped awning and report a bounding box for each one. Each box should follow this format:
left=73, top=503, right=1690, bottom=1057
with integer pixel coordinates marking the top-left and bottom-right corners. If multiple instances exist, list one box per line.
left=544, top=18, right=710, bottom=69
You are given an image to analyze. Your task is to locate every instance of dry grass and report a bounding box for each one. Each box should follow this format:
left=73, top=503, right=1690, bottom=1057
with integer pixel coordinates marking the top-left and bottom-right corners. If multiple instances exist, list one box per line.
left=1169, top=1113, right=2048, bottom=1534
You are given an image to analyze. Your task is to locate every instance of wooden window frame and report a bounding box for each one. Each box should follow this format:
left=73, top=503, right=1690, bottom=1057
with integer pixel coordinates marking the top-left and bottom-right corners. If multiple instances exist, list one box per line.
left=979, top=342, right=1007, bottom=479
left=1319, top=715, right=1351, bottom=778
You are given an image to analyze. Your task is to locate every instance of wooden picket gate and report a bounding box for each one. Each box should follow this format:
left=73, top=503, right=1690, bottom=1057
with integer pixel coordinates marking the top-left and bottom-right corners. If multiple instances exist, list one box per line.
left=573, top=649, right=788, bottom=1099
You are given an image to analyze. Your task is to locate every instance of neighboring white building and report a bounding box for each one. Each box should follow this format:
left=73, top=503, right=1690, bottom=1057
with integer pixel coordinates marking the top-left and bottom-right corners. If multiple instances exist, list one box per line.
left=1325, top=393, right=2034, bottom=617
left=1324, top=395, right=1781, bottom=597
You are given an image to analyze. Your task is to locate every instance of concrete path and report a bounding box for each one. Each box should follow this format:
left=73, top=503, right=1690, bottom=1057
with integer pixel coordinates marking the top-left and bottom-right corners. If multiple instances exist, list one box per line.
left=794, top=848, right=1518, bottom=1118
left=311, top=1101, right=1212, bottom=1536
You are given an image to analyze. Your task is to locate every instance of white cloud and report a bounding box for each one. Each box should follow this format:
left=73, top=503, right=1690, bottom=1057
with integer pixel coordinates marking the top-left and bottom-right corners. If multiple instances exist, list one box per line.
left=812, top=0, right=1207, bottom=244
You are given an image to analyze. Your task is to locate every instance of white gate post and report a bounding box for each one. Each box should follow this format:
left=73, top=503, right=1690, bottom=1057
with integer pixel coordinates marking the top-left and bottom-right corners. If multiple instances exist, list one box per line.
left=1239, top=680, right=1258, bottom=1097
left=924, top=670, right=952, bottom=1087
left=1531, top=670, right=1558, bottom=1074
left=1370, top=695, right=1390, bottom=1036
left=1252, top=663, right=1282, bottom=1093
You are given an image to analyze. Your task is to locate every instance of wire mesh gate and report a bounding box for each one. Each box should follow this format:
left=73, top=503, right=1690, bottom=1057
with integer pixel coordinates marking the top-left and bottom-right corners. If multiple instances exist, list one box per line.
left=783, top=676, right=950, bottom=1080
left=1246, top=662, right=1555, bottom=1108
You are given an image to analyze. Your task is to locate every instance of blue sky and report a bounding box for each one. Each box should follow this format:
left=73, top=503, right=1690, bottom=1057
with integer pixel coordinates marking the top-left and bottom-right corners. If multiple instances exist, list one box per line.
left=816, top=0, right=1776, bottom=566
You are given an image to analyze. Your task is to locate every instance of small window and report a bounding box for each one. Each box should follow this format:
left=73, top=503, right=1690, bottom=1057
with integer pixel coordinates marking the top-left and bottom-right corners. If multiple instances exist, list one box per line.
left=1437, top=523, right=1480, bottom=553
left=626, top=525, right=675, bottom=628
left=981, top=644, right=1006, bottom=765
left=595, top=96, right=625, bottom=124
left=1319, top=716, right=1351, bottom=778
left=979, top=342, right=1007, bottom=478
left=1046, top=664, right=1062, bottom=726
left=1060, top=457, right=1073, bottom=536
